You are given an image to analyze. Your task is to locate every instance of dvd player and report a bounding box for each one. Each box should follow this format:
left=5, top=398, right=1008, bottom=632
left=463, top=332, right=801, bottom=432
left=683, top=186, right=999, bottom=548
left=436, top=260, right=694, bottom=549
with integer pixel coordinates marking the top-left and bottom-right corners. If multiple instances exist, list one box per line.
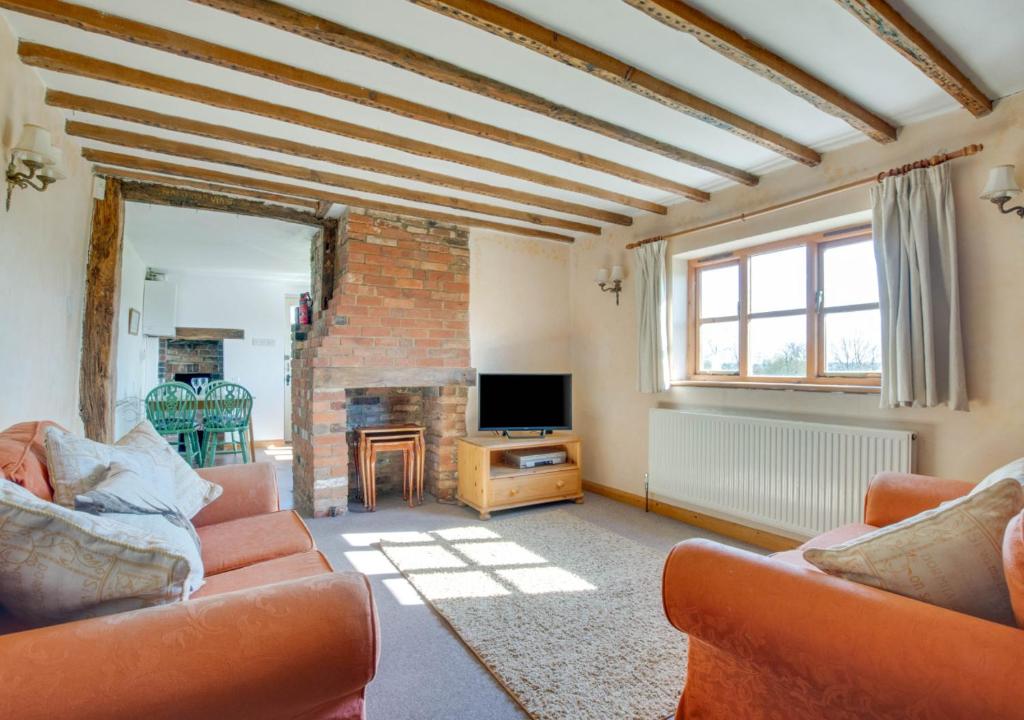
left=502, top=448, right=568, bottom=469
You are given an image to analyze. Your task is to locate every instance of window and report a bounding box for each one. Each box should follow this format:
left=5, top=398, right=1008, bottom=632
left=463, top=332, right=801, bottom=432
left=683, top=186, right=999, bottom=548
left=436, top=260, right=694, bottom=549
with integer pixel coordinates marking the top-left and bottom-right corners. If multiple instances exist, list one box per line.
left=686, top=225, right=880, bottom=388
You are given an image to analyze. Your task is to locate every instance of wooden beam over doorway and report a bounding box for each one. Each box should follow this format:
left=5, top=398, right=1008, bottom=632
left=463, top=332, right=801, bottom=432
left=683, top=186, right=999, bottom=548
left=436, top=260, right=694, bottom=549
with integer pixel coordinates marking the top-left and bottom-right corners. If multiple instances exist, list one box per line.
left=79, top=177, right=124, bottom=442
left=119, top=180, right=326, bottom=226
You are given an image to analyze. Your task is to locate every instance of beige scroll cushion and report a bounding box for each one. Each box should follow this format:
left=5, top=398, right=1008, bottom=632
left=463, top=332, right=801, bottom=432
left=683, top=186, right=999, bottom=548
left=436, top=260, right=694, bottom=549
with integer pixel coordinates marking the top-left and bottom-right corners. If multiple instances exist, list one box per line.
left=971, top=457, right=1024, bottom=495
left=44, top=421, right=221, bottom=518
left=0, top=480, right=192, bottom=626
left=75, top=461, right=205, bottom=595
left=804, top=478, right=1024, bottom=625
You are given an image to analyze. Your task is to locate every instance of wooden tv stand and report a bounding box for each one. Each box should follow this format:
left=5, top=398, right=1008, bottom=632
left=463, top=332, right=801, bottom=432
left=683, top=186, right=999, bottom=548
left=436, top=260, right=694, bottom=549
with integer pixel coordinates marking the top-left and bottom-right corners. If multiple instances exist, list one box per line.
left=456, top=433, right=582, bottom=520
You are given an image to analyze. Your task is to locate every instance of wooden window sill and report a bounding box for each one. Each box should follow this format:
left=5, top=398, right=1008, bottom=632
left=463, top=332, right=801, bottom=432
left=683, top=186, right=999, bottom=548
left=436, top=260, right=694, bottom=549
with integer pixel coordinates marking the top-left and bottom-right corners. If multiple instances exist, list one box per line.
left=671, top=380, right=880, bottom=395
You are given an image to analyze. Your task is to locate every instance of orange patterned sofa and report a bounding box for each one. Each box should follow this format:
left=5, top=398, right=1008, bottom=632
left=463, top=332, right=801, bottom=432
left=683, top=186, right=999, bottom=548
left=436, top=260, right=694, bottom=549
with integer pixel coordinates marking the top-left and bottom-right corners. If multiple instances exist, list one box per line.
left=663, top=472, right=1024, bottom=720
left=0, top=423, right=379, bottom=720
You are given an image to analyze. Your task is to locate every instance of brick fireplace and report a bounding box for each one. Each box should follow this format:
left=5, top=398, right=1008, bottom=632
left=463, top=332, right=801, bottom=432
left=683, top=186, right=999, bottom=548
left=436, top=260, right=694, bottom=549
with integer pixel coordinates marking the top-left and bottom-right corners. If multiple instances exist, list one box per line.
left=290, top=208, right=474, bottom=517
left=159, top=339, right=224, bottom=383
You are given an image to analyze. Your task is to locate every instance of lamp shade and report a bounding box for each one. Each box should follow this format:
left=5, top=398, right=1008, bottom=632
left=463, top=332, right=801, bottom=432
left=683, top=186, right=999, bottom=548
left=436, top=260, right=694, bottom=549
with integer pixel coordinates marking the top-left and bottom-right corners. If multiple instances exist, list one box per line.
left=980, top=164, right=1021, bottom=200
left=609, top=265, right=624, bottom=282
left=12, top=124, right=54, bottom=165
left=595, top=268, right=609, bottom=284
left=37, top=147, right=66, bottom=181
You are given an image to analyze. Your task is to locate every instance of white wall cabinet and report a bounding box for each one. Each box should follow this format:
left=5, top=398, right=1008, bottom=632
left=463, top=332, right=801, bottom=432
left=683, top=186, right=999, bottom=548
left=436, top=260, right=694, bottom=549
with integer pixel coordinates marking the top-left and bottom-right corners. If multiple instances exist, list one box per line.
left=143, top=280, right=177, bottom=336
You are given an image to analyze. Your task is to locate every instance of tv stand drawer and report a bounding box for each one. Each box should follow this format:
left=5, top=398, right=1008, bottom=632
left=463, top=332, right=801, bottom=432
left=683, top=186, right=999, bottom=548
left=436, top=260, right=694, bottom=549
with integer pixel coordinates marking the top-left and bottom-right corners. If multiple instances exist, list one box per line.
left=489, top=470, right=580, bottom=505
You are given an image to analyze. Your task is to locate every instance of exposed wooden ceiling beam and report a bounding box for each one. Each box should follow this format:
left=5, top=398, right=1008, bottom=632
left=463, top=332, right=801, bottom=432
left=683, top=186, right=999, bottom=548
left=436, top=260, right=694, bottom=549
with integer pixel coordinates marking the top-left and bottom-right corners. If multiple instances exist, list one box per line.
left=410, top=0, right=821, bottom=166
left=47, top=90, right=631, bottom=226
left=121, top=180, right=325, bottom=226
left=190, top=0, right=756, bottom=187
left=19, top=44, right=673, bottom=211
left=834, top=0, right=991, bottom=117
left=88, top=149, right=575, bottom=243
left=93, top=165, right=319, bottom=210
left=67, top=121, right=602, bottom=234
left=0, top=0, right=702, bottom=198
left=622, top=0, right=898, bottom=143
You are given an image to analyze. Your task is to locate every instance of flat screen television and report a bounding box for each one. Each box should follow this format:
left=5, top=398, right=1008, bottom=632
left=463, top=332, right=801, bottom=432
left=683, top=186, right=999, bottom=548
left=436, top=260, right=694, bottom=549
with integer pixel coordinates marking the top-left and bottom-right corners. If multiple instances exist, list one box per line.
left=478, top=373, right=572, bottom=434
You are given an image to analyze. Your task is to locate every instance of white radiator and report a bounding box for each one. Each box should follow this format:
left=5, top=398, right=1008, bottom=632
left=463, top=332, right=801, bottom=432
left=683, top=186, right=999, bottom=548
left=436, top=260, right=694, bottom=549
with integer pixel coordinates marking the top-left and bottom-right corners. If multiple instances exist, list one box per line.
left=648, top=409, right=915, bottom=539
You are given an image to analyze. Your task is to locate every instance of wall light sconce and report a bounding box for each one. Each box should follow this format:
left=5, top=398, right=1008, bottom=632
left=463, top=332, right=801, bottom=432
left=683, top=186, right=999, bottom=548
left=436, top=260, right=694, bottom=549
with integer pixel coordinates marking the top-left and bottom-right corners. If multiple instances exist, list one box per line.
left=595, top=265, right=624, bottom=305
left=5, top=124, right=66, bottom=211
left=980, top=164, right=1023, bottom=219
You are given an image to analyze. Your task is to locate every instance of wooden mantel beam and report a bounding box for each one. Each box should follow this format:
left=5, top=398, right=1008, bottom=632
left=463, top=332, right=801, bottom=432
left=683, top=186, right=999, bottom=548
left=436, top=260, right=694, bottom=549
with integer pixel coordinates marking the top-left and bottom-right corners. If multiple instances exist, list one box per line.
left=67, top=121, right=603, bottom=235
left=47, top=91, right=631, bottom=226
left=410, top=0, right=821, bottom=166
left=190, top=0, right=756, bottom=187
left=88, top=150, right=576, bottom=243
left=622, top=0, right=898, bottom=143
left=834, top=0, right=991, bottom=117
left=19, top=44, right=671, bottom=212
left=0, top=0, right=702, bottom=199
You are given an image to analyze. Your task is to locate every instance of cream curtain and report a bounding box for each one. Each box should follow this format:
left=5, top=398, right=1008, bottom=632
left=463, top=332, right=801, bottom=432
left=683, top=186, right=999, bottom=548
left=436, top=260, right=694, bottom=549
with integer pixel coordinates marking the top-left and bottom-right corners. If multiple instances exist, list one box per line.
left=634, top=239, right=670, bottom=393
left=871, top=163, right=968, bottom=410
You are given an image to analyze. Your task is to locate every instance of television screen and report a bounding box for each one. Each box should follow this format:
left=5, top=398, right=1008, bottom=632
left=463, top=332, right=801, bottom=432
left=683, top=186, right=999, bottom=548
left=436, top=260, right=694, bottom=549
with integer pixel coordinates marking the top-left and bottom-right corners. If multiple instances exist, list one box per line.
left=478, top=374, right=572, bottom=431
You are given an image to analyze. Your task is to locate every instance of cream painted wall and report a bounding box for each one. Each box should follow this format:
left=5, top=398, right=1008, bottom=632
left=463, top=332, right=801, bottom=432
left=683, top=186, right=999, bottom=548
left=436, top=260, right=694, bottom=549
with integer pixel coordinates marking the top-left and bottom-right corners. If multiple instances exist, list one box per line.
left=112, top=239, right=147, bottom=439
left=0, top=16, right=92, bottom=432
left=571, top=91, right=1024, bottom=496
left=467, top=232, right=572, bottom=433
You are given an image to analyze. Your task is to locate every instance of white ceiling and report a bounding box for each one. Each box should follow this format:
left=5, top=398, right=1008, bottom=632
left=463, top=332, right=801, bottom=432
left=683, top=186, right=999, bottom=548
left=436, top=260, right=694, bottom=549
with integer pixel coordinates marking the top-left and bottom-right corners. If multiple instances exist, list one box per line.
left=4, top=0, right=1022, bottom=240
left=124, top=202, right=316, bottom=282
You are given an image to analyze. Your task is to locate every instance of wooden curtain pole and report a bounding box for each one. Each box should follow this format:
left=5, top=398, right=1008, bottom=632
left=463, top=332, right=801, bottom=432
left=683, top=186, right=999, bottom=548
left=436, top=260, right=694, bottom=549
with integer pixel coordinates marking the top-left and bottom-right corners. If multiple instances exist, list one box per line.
left=625, top=143, right=983, bottom=249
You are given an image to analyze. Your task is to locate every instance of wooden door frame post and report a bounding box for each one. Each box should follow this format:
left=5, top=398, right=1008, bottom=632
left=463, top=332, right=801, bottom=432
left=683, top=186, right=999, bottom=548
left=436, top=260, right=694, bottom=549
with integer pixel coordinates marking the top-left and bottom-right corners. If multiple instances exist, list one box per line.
left=79, top=177, right=124, bottom=441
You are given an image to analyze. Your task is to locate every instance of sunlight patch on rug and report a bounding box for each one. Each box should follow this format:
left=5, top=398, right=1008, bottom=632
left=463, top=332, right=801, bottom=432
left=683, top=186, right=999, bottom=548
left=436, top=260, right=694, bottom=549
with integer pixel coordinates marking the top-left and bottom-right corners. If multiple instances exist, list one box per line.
left=379, top=510, right=686, bottom=720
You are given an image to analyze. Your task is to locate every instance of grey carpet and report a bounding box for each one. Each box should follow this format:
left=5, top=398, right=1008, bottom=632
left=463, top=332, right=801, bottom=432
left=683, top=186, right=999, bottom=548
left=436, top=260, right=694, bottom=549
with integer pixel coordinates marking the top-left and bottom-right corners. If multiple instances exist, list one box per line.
left=379, top=510, right=690, bottom=719
left=307, top=493, right=761, bottom=720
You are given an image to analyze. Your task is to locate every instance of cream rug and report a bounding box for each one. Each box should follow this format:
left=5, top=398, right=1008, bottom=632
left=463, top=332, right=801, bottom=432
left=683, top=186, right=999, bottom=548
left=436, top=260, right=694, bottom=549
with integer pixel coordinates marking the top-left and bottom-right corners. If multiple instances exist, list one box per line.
left=379, top=510, right=686, bottom=720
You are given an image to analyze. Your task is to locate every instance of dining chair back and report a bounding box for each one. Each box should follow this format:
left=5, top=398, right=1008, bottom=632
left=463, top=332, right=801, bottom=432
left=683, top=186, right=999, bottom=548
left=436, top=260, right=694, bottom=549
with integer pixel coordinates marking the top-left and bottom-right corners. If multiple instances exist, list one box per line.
left=200, top=381, right=254, bottom=466
left=145, top=382, right=201, bottom=466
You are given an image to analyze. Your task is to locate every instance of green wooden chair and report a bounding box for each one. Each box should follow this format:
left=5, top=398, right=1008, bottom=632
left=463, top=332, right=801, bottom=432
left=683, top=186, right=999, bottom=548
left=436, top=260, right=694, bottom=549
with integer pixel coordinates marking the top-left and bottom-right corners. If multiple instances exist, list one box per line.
left=200, top=381, right=254, bottom=467
left=145, top=382, right=201, bottom=466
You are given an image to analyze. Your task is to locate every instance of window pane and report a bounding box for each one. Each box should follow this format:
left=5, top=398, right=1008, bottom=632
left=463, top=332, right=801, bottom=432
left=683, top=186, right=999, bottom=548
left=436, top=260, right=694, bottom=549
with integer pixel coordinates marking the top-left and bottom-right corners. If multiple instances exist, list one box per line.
left=823, top=240, right=878, bottom=307
left=824, top=309, right=881, bottom=374
left=749, top=315, right=806, bottom=377
left=698, top=264, right=738, bottom=319
left=750, top=246, right=806, bottom=313
left=698, top=321, right=739, bottom=373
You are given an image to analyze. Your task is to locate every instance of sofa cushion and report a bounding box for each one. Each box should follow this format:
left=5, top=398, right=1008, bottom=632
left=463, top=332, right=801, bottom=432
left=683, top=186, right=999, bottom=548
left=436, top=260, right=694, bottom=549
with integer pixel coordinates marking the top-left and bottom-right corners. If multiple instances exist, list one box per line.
left=804, top=478, right=1023, bottom=624
left=1003, top=511, right=1024, bottom=628
left=773, top=523, right=878, bottom=571
left=0, top=480, right=193, bottom=626
left=197, top=510, right=314, bottom=576
left=973, top=457, right=1024, bottom=495
left=0, top=421, right=64, bottom=501
left=44, top=421, right=221, bottom=517
left=191, top=550, right=333, bottom=598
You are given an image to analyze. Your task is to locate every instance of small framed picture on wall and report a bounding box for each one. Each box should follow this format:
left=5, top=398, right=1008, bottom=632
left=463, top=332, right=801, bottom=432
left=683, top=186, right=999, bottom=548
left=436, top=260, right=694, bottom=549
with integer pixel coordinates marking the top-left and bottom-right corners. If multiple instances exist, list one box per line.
left=128, top=308, right=141, bottom=336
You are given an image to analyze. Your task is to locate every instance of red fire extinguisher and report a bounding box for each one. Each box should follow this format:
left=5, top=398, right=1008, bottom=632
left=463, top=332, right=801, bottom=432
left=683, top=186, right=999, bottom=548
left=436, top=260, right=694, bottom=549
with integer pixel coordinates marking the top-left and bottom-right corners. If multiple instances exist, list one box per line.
left=298, top=292, right=312, bottom=325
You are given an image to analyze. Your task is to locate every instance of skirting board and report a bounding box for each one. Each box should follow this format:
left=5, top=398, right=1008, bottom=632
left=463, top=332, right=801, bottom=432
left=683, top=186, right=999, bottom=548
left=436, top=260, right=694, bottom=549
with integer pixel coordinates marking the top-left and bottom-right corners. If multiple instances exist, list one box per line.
left=582, top=481, right=801, bottom=552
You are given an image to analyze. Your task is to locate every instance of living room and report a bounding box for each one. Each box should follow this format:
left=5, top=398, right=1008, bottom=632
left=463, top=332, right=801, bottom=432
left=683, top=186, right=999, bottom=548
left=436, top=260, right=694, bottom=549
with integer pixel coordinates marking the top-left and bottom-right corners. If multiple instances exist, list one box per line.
left=1, top=1, right=1022, bottom=719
